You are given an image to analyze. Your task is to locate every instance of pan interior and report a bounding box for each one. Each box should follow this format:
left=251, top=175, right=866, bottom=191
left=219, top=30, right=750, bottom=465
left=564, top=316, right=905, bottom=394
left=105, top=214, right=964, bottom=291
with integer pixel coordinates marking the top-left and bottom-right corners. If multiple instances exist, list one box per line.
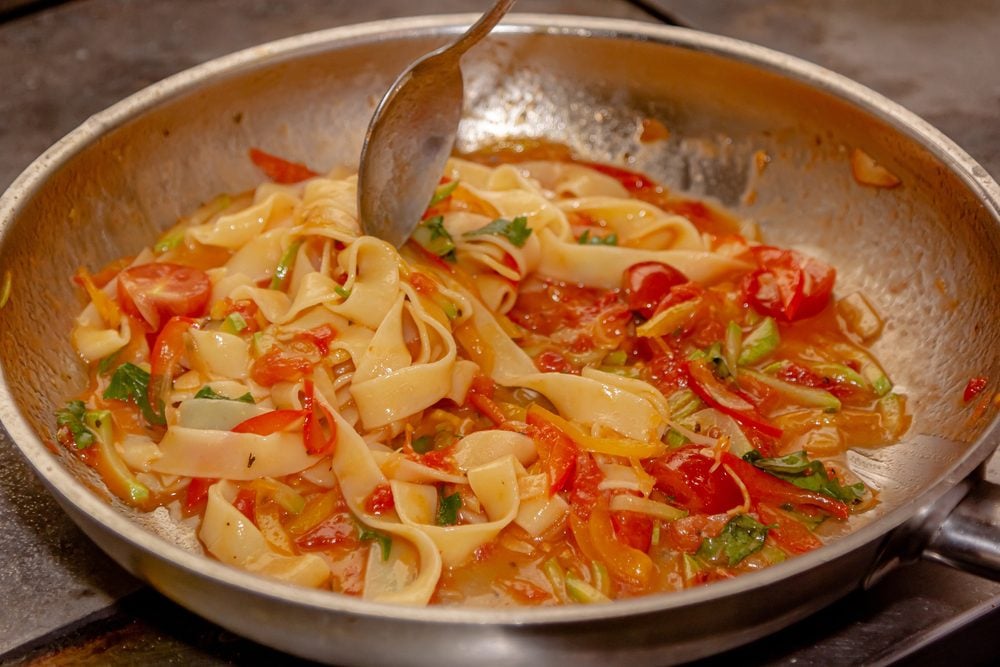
left=0, top=22, right=997, bottom=603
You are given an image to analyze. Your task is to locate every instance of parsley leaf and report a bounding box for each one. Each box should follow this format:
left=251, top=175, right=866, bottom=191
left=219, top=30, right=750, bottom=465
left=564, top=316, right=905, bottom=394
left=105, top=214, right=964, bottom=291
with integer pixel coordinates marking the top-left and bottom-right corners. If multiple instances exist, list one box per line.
left=744, top=450, right=868, bottom=506
left=97, top=349, right=121, bottom=377
left=103, top=362, right=166, bottom=426
left=359, top=526, right=393, bottom=561
left=194, top=386, right=255, bottom=404
left=412, top=215, right=456, bottom=260
left=411, top=435, right=433, bottom=454
left=55, top=400, right=95, bottom=449
left=696, top=514, right=769, bottom=566
left=577, top=229, right=618, bottom=246
left=436, top=491, right=462, bottom=526
left=465, top=215, right=532, bottom=248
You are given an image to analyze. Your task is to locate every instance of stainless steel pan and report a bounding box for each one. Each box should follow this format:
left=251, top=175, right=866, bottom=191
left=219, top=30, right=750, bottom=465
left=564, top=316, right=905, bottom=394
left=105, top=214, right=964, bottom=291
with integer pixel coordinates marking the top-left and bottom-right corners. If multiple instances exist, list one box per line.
left=0, top=15, right=998, bottom=666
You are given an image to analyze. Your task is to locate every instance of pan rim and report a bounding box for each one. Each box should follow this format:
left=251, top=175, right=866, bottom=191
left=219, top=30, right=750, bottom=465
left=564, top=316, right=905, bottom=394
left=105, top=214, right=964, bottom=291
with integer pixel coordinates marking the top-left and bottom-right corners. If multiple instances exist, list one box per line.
left=1, top=13, right=998, bottom=627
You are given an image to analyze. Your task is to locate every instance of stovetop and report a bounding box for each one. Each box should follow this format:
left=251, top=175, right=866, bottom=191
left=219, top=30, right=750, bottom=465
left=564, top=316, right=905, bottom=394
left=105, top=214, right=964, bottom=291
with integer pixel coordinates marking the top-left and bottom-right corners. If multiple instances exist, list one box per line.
left=1, top=1, right=998, bottom=664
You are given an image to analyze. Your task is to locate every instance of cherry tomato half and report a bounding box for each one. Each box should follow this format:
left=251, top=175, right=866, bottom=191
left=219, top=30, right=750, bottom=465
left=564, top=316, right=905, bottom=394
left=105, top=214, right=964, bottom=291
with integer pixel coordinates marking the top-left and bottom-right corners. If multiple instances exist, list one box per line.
left=745, top=247, right=835, bottom=322
left=248, top=148, right=318, bottom=184
left=622, top=261, right=690, bottom=319
left=117, top=262, right=211, bottom=330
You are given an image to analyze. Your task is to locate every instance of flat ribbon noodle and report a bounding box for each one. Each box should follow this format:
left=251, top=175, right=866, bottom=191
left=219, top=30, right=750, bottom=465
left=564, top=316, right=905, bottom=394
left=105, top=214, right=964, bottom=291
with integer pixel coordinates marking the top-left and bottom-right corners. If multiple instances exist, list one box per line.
left=391, top=455, right=520, bottom=566
left=150, top=427, right=319, bottom=480
left=200, top=481, right=329, bottom=587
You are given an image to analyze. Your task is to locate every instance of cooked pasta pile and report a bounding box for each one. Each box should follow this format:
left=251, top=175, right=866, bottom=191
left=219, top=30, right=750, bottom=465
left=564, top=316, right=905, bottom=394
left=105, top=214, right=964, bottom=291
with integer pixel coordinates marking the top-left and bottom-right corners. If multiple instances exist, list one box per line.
left=58, top=151, right=909, bottom=606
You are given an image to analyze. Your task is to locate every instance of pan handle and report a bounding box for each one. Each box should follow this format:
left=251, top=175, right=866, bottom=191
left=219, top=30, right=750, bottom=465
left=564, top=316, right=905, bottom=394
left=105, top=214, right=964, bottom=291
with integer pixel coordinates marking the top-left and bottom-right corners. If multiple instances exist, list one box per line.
left=864, top=468, right=1000, bottom=587
left=922, top=476, right=1000, bottom=580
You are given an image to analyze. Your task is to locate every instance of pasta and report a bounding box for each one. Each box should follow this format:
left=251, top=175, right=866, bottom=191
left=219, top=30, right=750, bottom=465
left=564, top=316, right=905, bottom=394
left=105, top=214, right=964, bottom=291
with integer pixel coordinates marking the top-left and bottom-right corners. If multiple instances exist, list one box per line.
left=56, top=146, right=910, bottom=606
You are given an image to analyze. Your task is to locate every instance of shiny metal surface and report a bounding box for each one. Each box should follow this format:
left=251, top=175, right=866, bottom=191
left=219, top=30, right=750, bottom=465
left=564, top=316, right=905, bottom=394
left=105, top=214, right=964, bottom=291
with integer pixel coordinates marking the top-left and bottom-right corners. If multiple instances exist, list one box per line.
left=358, top=0, right=516, bottom=246
left=926, top=479, right=1000, bottom=581
left=0, top=15, right=998, bottom=666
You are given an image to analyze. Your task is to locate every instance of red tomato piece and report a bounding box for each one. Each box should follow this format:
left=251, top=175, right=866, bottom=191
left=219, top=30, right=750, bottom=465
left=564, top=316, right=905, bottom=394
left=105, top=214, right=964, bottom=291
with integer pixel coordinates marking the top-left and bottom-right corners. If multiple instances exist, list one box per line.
left=757, top=503, right=822, bottom=555
left=117, top=262, right=211, bottom=331
left=745, top=246, right=835, bottom=322
left=467, top=375, right=508, bottom=425
left=535, top=349, right=573, bottom=374
left=232, top=488, right=257, bottom=525
left=293, top=324, right=337, bottom=357
left=611, top=509, right=654, bottom=552
left=184, top=477, right=216, bottom=514
left=963, top=376, right=989, bottom=403
left=249, top=348, right=314, bottom=386
left=248, top=148, right=318, bottom=184
left=720, top=452, right=850, bottom=519
left=231, top=409, right=306, bottom=435
left=295, top=512, right=359, bottom=551
left=569, top=452, right=604, bottom=519
left=663, top=513, right=731, bottom=553
left=149, top=316, right=198, bottom=411
left=622, top=261, right=690, bottom=319
left=644, top=446, right=744, bottom=514
left=365, top=484, right=395, bottom=516
left=526, top=409, right=580, bottom=495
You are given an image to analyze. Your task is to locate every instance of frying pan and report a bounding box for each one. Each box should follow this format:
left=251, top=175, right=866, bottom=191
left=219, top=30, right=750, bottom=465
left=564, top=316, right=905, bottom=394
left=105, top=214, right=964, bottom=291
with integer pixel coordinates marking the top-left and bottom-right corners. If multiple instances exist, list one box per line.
left=0, top=15, right=998, bottom=666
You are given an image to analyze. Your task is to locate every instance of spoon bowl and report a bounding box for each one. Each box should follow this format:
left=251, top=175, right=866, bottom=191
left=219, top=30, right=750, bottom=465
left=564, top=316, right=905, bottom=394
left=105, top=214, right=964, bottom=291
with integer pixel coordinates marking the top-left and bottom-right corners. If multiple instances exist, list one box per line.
left=357, top=0, right=515, bottom=246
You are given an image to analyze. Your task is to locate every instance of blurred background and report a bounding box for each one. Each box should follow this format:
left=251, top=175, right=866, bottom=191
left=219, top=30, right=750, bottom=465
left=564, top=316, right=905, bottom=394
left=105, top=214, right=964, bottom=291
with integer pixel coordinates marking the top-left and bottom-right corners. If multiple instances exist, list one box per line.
left=1, top=1, right=997, bottom=664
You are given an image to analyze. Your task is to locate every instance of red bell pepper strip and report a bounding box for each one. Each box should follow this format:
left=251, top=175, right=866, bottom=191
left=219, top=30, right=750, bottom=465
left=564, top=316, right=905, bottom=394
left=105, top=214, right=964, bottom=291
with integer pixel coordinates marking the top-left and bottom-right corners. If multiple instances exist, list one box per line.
left=526, top=406, right=579, bottom=495
left=149, top=316, right=198, bottom=413
left=232, top=488, right=258, bottom=525
left=184, top=477, right=216, bottom=514
left=721, top=452, right=850, bottom=519
left=686, top=360, right=783, bottom=438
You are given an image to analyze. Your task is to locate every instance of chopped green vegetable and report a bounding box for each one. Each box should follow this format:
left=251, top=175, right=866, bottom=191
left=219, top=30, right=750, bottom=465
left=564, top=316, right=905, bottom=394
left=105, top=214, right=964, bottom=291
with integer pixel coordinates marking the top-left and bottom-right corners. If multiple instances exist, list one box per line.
left=153, top=229, right=186, bottom=254
left=666, top=429, right=688, bottom=448
left=333, top=285, right=351, bottom=299
left=812, top=363, right=868, bottom=390
left=706, top=342, right=731, bottom=378
left=724, top=321, right=742, bottom=374
left=760, top=359, right=792, bottom=375
left=411, top=435, right=433, bottom=454
left=428, top=180, right=460, bottom=207
left=56, top=400, right=96, bottom=449
left=542, top=558, right=568, bottom=602
left=603, top=350, right=628, bottom=366
left=194, top=386, right=255, bottom=404
left=97, top=349, right=122, bottom=377
left=831, top=343, right=892, bottom=396
left=596, top=365, right=641, bottom=379
left=696, top=514, right=769, bottom=567
left=359, top=526, right=393, bottom=561
left=103, top=362, right=166, bottom=426
left=221, top=312, right=248, bottom=334
left=577, top=229, right=618, bottom=246
left=666, top=389, right=702, bottom=421
left=760, top=544, right=788, bottom=565
left=744, top=450, right=868, bottom=506
left=465, top=215, right=532, bottom=247
left=270, top=240, right=302, bottom=290
left=650, top=521, right=662, bottom=547
left=412, top=216, right=456, bottom=260
left=441, top=302, right=459, bottom=320
left=435, top=491, right=462, bottom=526
left=738, top=317, right=780, bottom=365
left=566, top=574, right=610, bottom=603
left=877, top=393, right=907, bottom=437
left=590, top=561, right=611, bottom=597
left=682, top=553, right=704, bottom=583
left=738, top=368, right=841, bottom=412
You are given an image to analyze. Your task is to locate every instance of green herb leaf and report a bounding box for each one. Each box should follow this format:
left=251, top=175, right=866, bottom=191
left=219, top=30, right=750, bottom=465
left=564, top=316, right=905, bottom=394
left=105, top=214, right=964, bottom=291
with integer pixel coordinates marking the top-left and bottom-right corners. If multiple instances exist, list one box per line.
left=436, top=491, right=462, bottom=526
left=428, top=180, right=460, bottom=207
left=577, top=229, right=618, bottom=246
left=411, top=435, right=433, bottom=454
left=696, top=514, right=769, bottom=567
left=465, top=215, right=532, bottom=248
left=333, top=285, right=351, bottom=299
left=412, top=215, right=456, bottom=260
left=744, top=450, right=868, bottom=506
left=221, top=312, right=248, bottom=335
left=194, top=386, right=255, bottom=404
left=103, top=363, right=166, bottom=426
left=56, top=400, right=95, bottom=449
left=359, top=526, right=393, bottom=561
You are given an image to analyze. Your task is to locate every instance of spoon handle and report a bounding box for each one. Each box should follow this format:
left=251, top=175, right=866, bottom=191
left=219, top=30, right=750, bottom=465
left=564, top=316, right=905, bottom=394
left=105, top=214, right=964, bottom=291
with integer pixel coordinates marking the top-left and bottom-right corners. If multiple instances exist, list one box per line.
left=449, top=0, right=517, bottom=58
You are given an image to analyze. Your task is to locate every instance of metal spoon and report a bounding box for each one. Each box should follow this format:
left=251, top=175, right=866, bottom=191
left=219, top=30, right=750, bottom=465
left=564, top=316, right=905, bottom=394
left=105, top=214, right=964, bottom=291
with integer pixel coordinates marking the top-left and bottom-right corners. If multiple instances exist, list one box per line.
left=357, top=0, right=516, bottom=247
